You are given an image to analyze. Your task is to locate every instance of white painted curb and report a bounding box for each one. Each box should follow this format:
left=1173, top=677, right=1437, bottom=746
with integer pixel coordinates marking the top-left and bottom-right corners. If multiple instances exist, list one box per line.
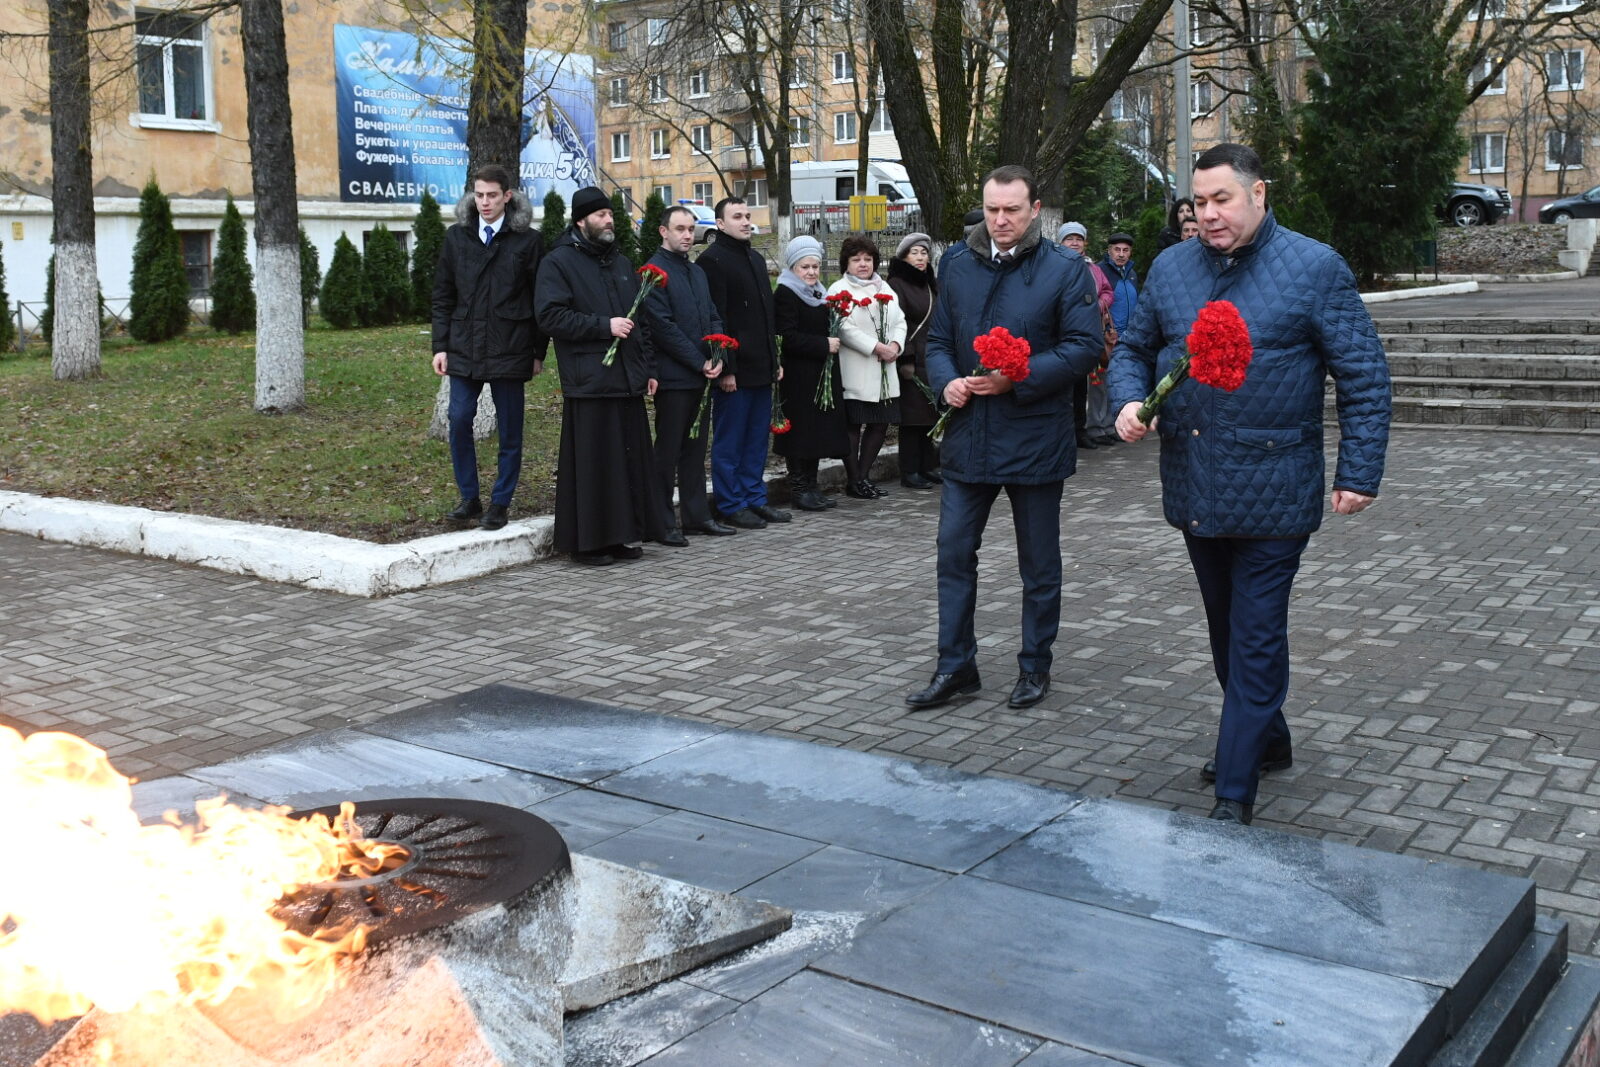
left=0, top=490, right=553, bottom=597
left=1361, top=281, right=1480, bottom=304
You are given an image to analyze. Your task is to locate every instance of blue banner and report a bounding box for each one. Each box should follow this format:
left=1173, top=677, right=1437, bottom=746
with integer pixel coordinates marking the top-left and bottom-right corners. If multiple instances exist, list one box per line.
left=334, top=24, right=595, bottom=204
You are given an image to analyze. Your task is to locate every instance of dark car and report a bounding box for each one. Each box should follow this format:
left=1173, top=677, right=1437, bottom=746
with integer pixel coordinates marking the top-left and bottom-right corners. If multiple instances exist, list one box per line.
left=1538, top=184, right=1600, bottom=224
left=1442, top=181, right=1512, bottom=227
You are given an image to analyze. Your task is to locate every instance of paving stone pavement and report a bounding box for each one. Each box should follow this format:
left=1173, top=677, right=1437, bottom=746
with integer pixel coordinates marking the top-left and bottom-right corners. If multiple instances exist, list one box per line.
left=3, top=427, right=1599, bottom=955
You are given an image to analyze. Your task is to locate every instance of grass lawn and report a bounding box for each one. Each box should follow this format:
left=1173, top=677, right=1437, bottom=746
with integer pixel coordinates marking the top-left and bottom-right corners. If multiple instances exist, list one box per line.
left=0, top=324, right=565, bottom=542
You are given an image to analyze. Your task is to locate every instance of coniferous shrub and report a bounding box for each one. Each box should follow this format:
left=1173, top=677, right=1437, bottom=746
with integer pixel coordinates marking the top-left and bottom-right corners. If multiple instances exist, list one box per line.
left=298, top=226, right=320, bottom=326
left=410, top=193, right=445, bottom=320
left=319, top=232, right=371, bottom=329
left=540, top=189, right=566, bottom=248
left=128, top=178, right=191, bottom=342
left=0, top=242, right=14, bottom=352
left=638, top=191, right=666, bottom=262
left=209, top=194, right=256, bottom=334
left=610, top=189, right=638, bottom=264
left=363, top=224, right=410, bottom=326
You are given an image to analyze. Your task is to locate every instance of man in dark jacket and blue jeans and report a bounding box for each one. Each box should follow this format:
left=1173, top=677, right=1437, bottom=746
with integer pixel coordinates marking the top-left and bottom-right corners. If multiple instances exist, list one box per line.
left=907, top=164, right=1104, bottom=712
left=645, top=205, right=735, bottom=543
left=1110, top=143, right=1391, bottom=826
left=431, top=164, right=547, bottom=530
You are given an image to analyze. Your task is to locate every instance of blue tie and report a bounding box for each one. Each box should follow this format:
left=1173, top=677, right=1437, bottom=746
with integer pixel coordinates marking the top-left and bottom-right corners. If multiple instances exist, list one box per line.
left=483, top=224, right=494, bottom=245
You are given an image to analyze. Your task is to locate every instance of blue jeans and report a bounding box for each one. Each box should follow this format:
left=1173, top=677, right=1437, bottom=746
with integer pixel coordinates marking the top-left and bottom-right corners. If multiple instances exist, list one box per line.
left=1183, top=532, right=1310, bottom=805
left=710, top=387, right=771, bottom=515
left=935, top=477, right=1064, bottom=676
left=447, top=376, right=525, bottom=506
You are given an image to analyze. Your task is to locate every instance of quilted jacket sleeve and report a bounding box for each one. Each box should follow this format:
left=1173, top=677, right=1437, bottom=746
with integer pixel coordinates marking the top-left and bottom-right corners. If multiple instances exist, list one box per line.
left=1313, top=252, right=1391, bottom=496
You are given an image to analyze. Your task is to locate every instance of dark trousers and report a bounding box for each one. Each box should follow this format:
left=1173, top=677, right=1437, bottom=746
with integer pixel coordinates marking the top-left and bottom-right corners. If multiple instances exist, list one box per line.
left=899, top=425, right=932, bottom=476
left=447, top=376, right=524, bottom=506
left=935, top=477, right=1064, bottom=675
left=711, top=386, right=771, bottom=515
left=1183, top=532, right=1310, bottom=805
left=652, top=387, right=712, bottom=529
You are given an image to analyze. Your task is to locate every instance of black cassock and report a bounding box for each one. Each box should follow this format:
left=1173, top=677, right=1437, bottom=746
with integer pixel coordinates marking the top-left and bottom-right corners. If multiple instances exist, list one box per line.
left=553, top=396, right=664, bottom=553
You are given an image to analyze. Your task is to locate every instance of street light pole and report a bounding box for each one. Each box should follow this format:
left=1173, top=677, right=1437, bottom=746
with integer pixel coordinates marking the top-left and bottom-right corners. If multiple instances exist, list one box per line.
left=1174, top=0, right=1191, bottom=201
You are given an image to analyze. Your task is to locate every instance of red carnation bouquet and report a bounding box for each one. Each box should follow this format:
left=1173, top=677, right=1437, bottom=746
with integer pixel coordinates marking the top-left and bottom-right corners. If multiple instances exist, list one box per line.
left=1135, top=300, right=1252, bottom=424
left=929, top=327, right=1033, bottom=444
left=771, top=337, right=791, bottom=434
left=817, top=290, right=857, bottom=411
left=603, top=263, right=670, bottom=366
left=691, top=333, right=739, bottom=439
left=872, top=292, right=896, bottom=401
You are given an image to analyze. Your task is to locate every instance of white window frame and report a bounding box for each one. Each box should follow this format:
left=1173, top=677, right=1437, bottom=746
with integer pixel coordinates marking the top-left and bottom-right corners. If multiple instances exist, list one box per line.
left=691, top=123, right=713, bottom=153
left=611, top=131, right=632, bottom=162
left=789, top=113, right=811, bottom=146
left=832, top=51, right=854, bottom=83
left=689, top=68, right=710, bottom=98
left=830, top=0, right=850, bottom=22
left=833, top=111, right=857, bottom=144
left=788, top=58, right=809, bottom=89
left=652, top=183, right=673, bottom=204
left=1470, top=132, right=1506, bottom=174
left=133, top=9, right=218, bottom=132
left=647, top=17, right=668, bottom=45
left=608, top=77, right=628, bottom=108
left=870, top=97, right=892, bottom=133
left=1548, top=0, right=1580, bottom=9
left=693, top=181, right=714, bottom=202
left=650, top=128, right=671, bottom=159
left=1548, top=49, right=1585, bottom=91
left=648, top=73, right=669, bottom=102
left=607, top=21, right=628, bottom=51
left=739, top=178, right=769, bottom=207
left=1474, top=58, right=1506, bottom=95
left=1547, top=128, right=1585, bottom=170
left=1468, top=0, right=1507, bottom=19
left=1190, top=79, right=1213, bottom=118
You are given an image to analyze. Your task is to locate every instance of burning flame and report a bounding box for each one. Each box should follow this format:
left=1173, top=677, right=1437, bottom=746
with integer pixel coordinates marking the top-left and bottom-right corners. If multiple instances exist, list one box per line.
left=0, top=726, right=390, bottom=1026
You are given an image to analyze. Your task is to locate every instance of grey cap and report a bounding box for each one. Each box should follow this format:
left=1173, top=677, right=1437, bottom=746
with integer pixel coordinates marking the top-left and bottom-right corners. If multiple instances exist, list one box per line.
left=1057, top=221, right=1087, bottom=241
left=1106, top=232, right=1134, bottom=246
left=962, top=208, right=985, bottom=227
left=783, top=234, right=825, bottom=269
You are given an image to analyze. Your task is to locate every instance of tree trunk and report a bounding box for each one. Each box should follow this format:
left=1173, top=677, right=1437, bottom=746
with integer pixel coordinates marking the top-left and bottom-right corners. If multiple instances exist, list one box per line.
left=468, top=0, right=528, bottom=176
left=241, top=0, right=306, bottom=413
left=428, top=377, right=498, bottom=441
left=864, top=0, right=957, bottom=236
left=995, top=0, right=1058, bottom=171
left=48, top=0, right=101, bottom=381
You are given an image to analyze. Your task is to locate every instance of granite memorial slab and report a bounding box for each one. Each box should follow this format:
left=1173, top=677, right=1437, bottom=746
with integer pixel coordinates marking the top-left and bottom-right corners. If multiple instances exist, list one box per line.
left=816, top=876, right=1445, bottom=1066
left=600, top=728, right=1082, bottom=871
left=527, top=789, right=677, bottom=851
left=676, top=911, right=867, bottom=1004
left=563, top=980, right=740, bottom=1067
left=638, top=970, right=1042, bottom=1066
left=740, top=844, right=951, bottom=915
left=129, top=773, right=251, bottom=822
left=184, top=731, right=572, bottom=810
left=361, top=685, right=725, bottom=783
left=973, top=798, right=1535, bottom=993
left=1014, top=1046, right=1134, bottom=1066
left=581, top=809, right=824, bottom=893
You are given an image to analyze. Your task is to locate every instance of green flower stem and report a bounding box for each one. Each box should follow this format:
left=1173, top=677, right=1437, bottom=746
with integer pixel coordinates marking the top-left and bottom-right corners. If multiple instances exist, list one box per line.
left=1137, top=354, right=1192, bottom=424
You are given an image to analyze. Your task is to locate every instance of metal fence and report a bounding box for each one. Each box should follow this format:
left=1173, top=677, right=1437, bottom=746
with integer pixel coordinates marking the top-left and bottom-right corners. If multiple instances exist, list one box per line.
left=7, top=293, right=213, bottom=352
left=793, top=202, right=924, bottom=237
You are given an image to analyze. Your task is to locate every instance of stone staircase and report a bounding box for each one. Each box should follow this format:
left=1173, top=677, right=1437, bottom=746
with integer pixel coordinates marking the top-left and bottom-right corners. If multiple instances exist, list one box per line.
left=1373, top=317, right=1600, bottom=432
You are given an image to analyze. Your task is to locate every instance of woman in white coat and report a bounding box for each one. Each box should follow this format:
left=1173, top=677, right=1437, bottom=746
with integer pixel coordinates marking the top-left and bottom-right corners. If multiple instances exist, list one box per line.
left=827, top=234, right=908, bottom=499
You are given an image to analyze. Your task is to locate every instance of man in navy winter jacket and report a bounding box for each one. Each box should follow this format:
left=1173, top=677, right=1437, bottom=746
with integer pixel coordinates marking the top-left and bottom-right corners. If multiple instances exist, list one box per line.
left=1108, top=143, right=1391, bottom=826
left=907, top=165, right=1105, bottom=712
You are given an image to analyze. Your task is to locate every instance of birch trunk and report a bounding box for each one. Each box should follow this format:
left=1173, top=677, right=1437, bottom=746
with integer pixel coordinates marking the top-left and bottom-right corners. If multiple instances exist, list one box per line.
left=428, top=378, right=498, bottom=441
left=48, top=0, right=101, bottom=381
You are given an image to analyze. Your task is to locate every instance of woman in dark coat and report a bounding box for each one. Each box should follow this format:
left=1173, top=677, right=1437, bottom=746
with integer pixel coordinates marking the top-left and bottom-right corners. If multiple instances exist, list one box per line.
left=1157, top=197, right=1195, bottom=250
left=773, top=235, right=847, bottom=511
left=888, top=232, right=939, bottom=489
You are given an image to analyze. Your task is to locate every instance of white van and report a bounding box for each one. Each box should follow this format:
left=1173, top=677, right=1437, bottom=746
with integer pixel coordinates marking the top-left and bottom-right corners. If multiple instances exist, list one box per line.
left=789, top=161, right=922, bottom=235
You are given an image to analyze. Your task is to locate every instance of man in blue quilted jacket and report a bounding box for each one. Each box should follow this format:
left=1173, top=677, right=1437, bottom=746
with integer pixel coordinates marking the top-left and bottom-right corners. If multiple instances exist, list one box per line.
left=1108, top=143, right=1391, bottom=826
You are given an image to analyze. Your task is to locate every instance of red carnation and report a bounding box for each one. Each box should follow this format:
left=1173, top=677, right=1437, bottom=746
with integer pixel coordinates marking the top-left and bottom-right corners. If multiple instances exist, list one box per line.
left=638, top=263, right=670, bottom=287
left=874, top=293, right=894, bottom=305
left=604, top=263, right=670, bottom=365
left=1135, top=300, right=1253, bottom=424
left=972, top=326, right=1032, bottom=383
left=771, top=417, right=792, bottom=434
left=702, top=333, right=740, bottom=350
left=857, top=298, right=872, bottom=308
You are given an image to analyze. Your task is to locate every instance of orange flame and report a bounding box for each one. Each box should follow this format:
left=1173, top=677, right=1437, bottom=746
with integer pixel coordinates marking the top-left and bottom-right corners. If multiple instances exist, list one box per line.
left=0, top=726, right=377, bottom=1026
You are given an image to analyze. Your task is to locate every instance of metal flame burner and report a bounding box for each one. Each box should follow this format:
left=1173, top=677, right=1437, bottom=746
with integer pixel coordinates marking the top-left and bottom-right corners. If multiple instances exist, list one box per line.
left=275, top=797, right=570, bottom=945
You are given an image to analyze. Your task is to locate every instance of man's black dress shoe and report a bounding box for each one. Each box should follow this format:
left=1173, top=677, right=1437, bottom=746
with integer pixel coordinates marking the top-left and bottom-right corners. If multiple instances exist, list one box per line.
left=793, top=489, right=830, bottom=512
left=752, top=504, right=792, bottom=523
left=723, top=508, right=767, bottom=529
left=924, top=469, right=943, bottom=484
left=686, top=520, right=737, bottom=536
left=900, top=472, right=935, bottom=489
left=1075, top=433, right=1099, bottom=450
left=1094, top=434, right=1121, bottom=446
left=481, top=503, right=509, bottom=530
left=905, top=668, right=981, bottom=709
left=448, top=497, right=483, bottom=522
left=1007, top=671, right=1050, bottom=708
left=1208, top=799, right=1254, bottom=825
left=1201, top=745, right=1293, bottom=784
left=657, top=529, right=689, bottom=547
left=610, top=544, right=644, bottom=560
left=572, top=550, right=614, bottom=566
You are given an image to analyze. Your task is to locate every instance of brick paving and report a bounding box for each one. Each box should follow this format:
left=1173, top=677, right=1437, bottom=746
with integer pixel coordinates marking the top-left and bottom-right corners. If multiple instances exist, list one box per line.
left=3, top=425, right=1600, bottom=954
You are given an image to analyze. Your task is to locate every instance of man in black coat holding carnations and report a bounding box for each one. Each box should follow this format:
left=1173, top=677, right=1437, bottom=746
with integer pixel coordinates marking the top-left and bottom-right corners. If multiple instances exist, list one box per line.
left=535, top=187, right=663, bottom=565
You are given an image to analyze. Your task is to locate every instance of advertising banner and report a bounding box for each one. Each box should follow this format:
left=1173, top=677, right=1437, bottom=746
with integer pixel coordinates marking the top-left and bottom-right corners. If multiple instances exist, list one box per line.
left=334, top=24, right=595, bottom=205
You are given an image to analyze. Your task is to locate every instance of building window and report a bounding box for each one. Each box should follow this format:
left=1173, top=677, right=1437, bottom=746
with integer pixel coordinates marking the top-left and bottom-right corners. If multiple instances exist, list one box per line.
left=832, top=51, right=854, bottom=82
left=831, top=0, right=850, bottom=21
left=647, top=17, right=668, bottom=45
left=1474, top=58, right=1506, bottom=94
left=608, top=77, right=628, bottom=107
left=689, top=69, right=710, bottom=98
left=833, top=111, right=857, bottom=144
left=649, top=73, right=668, bottom=102
left=1548, top=49, right=1585, bottom=91
left=607, top=21, right=628, bottom=51
left=1190, top=80, right=1213, bottom=118
left=691, top=124, right=712, bottom=153
left=1110, top=86, right=1149, bottom=121
left=790, top=114, right=811, bottom=146
left=1468, top=0, right=1506, bottom=18
left=871, top=98, right=892, bottom=133
left=611, top=131, right=631, bottom=162
left=693, top=181, right=713, bottom=202
left=789, top=58, right=810, bottom=89
left=739, top=178, right=768, bottom=207
left=1470, top=132, right=1506, bottom=174
left=652, top=184, right=673, bottom=203
left=135, top=10, right=212, bottom=126
left=1547, top=128, right=1585, bottom=169
left=650, top=128, right=671, bottom=158
left=732, top=119, right=756, bottom=149
left=1548, top=0, right=1580, bottom=8
left=1239, top=76, right=1258, bottom=114
left=179, top=230, right=211, bottom=296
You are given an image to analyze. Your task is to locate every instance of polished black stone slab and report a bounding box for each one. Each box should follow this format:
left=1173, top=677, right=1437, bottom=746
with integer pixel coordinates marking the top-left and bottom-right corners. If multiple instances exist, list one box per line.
left=184, top=730, right=572, bottom=810
left=741, top=845, right=950, bottom=915
left=600, top=729, right=1080, bottom=871
left=640, top=970, right=1041, bottom=1066
left=361, top=684, right=724, bottom=784
left=527, top=788, right=676, bottom=851
left=816, top=876, right=1446, bottom=1066
left=581, top=809, right=824, bottom=893
left=973, top=798, right=1535, bottom=992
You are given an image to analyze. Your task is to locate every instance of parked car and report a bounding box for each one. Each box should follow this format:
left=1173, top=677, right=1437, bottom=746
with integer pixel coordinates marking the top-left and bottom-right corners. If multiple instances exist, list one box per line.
left=1441, top=182, right=1512, bottom=227
left=1538, top=185, right=1600, bottom=224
